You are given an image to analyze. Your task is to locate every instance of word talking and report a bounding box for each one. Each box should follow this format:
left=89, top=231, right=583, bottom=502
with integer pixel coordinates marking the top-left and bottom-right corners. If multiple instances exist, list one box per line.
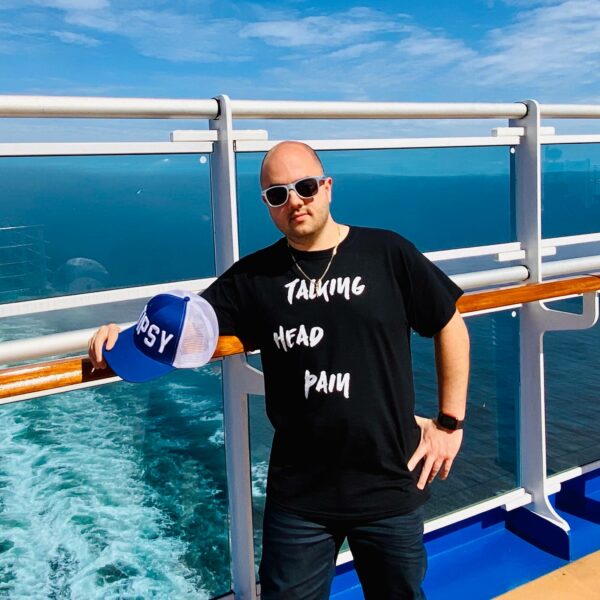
left=304, top=370, right=350, bottom=399
left=284, top=275, right=366, bottom=305
left=273, top=324, right=324, bottom=352
left=135, top=309, right=174, bottom=353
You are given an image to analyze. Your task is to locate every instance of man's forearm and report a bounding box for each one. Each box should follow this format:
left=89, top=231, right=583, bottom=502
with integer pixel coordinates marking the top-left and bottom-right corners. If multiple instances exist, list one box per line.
left=433, top=309, right=470, bottom=420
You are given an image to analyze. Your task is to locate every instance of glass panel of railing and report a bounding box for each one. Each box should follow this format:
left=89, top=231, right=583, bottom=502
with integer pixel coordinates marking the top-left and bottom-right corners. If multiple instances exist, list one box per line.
left=0, top=153, right=213, bottom=304
left=542, top=143, right=600, bottom=238
left=0, top=300, right=146, bottom=349
left=0, top=366, right=230, bottom=598
left=544, top=296, right=600, bottom=476
left=237, top=146, right=513, bottom=256
left=415, top=309, right=520, bottom=519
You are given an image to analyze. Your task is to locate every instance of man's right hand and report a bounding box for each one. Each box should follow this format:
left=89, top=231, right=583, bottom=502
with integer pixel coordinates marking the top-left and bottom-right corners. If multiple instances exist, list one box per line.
left=87, top=324, right=120, bottom=370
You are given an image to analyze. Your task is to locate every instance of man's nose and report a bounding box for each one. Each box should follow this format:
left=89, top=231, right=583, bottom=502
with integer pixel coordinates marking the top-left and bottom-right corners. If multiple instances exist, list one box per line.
left=287, top=189, right=305, bottom=208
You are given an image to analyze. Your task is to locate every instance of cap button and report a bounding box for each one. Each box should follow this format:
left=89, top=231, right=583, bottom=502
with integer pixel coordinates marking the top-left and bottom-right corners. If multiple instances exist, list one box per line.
left=184, top=296, right=190, bottom=302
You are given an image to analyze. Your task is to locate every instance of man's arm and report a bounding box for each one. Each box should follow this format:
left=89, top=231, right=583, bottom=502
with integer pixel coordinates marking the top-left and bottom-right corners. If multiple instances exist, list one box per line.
left=408, top=308, right=470, bottom=489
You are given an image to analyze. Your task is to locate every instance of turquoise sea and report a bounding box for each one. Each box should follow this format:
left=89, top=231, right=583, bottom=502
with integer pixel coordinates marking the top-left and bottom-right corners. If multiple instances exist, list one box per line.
left=0, top=145, right=599, bottom=598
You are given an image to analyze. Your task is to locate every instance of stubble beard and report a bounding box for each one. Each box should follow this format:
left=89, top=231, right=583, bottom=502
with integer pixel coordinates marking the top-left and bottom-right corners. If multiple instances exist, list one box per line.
left=285, top=210, right=330, bottom=248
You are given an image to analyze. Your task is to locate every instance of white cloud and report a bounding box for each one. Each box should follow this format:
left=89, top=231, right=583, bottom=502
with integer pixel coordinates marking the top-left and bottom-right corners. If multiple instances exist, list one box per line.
left=51, top=30, right=101, bottom=47
left=62, top=6, right=252, bottom=62
left=235, top=1, right=599, bottom=105
left=328, top=41, right=386, bottom=60
left=240, top=8, right=404, bottom=48
left=464, top=0, right=600, bottom=90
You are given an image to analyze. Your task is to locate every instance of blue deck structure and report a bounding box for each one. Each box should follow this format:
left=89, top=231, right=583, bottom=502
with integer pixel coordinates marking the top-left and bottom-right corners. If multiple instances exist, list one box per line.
left=0, top=95, right=599, bottom=599
left=331, top=469, right=600, bottom=599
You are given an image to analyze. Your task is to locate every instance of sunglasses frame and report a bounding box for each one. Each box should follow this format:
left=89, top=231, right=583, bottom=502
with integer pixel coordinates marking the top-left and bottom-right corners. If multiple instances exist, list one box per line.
left=261, top=176, right=328, bottom=208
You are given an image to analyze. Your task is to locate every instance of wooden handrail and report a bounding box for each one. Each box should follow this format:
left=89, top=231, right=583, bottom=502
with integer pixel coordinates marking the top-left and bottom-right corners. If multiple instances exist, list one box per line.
left=0, top=335, right=245, bottom=400
left=458, top=272, right=600, bottom=313
left=1, top=273, right=599, bottom=401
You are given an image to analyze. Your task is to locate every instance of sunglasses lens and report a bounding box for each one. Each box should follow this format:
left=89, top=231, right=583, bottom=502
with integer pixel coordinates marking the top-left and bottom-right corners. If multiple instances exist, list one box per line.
left=265, top=186, right=288, bottom=207
left=295, top=177, right=319, bottom=198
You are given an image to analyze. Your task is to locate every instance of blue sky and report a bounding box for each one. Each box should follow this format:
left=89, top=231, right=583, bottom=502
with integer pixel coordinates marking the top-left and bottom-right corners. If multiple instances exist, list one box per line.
left=0, top=0, right=599, bottom=140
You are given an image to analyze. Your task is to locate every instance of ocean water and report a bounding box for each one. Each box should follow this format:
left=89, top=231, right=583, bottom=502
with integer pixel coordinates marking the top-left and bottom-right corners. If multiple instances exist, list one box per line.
left=1, top=144, right=599, bottom=598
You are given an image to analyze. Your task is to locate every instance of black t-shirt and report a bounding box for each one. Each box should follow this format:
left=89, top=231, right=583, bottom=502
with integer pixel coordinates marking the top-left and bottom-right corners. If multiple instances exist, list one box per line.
left=202, top=226, right=464, bottom=520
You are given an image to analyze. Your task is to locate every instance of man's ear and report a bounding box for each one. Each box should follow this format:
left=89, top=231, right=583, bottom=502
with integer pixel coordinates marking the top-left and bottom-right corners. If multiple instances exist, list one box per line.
left=327, top=177, right=333, bottom=202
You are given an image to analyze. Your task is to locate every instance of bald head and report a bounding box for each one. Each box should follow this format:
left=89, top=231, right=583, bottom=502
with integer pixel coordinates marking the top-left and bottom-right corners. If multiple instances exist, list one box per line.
left=260, top=141, right=324, bottom=188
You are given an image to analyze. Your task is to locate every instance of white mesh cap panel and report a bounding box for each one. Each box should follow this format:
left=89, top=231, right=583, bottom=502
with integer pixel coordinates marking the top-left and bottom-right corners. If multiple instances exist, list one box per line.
left=167, top=289, right=219, bottom=368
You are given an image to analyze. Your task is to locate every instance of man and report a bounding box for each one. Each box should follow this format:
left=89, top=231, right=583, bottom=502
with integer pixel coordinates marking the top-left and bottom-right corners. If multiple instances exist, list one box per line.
left=89, top=141, right=470, bottom=599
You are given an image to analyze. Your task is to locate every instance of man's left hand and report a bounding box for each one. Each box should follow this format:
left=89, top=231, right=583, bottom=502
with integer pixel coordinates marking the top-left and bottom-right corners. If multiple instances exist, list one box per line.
left=407, top=417, right=463, bottom=490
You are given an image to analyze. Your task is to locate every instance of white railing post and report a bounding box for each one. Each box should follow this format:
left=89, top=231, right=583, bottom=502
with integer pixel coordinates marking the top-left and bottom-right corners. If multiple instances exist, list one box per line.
left=506, top=100, right=599, bottom=557
left=510, top=100, right=568, bottom=528
left=209, top=95, right=259, bottom=600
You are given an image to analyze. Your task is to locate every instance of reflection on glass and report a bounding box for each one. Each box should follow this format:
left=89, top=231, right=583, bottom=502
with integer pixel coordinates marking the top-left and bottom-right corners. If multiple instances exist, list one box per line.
left=414, top=311, right=520, bottom=519
left=237, top=147, right=512, bottom=256
left=0, top=154, right=213, bottom=304
left=0, top=367, right=230, bottom=598
left=542, top=143, right=600, bottom=237
left=545, top=297, right=600, bottom=475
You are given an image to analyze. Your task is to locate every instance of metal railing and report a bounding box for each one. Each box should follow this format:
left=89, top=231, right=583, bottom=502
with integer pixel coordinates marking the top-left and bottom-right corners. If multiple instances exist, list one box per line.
left=1, top=94, right=600, bottom=120
left=0, top=95, right=600, bottom=599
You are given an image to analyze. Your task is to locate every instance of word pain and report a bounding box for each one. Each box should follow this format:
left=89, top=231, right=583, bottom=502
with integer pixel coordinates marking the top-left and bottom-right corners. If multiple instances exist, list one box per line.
left=304, top=370, right=350, bottom=399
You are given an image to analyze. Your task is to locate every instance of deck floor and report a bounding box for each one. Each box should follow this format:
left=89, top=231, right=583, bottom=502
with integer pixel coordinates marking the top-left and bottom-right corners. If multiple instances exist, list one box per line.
left=495, top=550, right=600, bottom=599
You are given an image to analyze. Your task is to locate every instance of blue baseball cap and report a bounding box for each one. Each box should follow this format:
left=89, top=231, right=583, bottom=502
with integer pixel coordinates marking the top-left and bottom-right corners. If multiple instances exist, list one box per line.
left=104, top=289, right=219, bottom=383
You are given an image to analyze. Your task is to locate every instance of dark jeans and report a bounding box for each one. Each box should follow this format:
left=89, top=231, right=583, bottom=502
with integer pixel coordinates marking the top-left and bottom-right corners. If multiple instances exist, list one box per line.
left=259, top=501, right=427, bottom=600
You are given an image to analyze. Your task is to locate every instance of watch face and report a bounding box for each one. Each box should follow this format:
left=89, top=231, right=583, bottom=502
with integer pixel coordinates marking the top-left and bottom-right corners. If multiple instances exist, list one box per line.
left=438, top=413, right=460, bottom=430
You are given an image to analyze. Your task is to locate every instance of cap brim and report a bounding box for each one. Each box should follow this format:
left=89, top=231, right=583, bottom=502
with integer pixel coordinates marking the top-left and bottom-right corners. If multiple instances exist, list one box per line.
left=104, top=325, right=175, bottom=383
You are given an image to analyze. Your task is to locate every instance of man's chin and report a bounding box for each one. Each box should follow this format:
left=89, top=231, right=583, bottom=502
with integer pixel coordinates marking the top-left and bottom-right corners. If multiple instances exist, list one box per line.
left=287, top=220, right=313, bottom=236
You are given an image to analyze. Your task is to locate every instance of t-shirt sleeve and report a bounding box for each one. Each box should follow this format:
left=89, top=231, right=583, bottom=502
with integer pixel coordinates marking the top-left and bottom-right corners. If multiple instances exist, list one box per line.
left=400, top=241, right=464, bottom=338
left=200, top=263, right=256, bottom=348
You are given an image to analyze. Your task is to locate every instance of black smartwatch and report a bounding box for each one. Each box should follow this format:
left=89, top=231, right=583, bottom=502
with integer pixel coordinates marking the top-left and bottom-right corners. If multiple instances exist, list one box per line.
left=436, top=412, right=464, bottom=432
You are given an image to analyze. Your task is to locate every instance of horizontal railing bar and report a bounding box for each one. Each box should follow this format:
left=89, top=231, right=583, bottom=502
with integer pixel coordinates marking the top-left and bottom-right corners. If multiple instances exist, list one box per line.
left=0, top=96, right=528, bottom=120
left=230, top=100, right=526, bottom=119
left=424, top=488, right=529, bottom=534
left=0, top=141, right=213, bottom=157
left=542, top=233, right=600, bottom=248
left=235, top=136, right=521, bottom=152
left=455, top=255, right=600, bottom=291
left=0, top=277, right=216, bottom=318
left=546, top=460, right=600, bottom=488
left=2, top=96, right=599, bottom=121
left=426, top=242, right=522, bottom=262
left=0, top=324, right=133, bottom=365
left=541, top=135, right=600, bottom=144
left=453, top=266, right=529, bottom=290
left=540, top=104, right=600, bottom=118
left=1, top=273, right=598, bottom=403
left=0, top=95, right=219, bottom=119
left=543, top=255, right=600, bottom=278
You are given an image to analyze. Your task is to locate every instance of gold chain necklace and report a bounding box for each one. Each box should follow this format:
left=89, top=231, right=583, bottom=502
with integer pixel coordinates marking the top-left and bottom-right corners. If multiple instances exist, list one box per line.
left=288, top=227, right=341, bottom=294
